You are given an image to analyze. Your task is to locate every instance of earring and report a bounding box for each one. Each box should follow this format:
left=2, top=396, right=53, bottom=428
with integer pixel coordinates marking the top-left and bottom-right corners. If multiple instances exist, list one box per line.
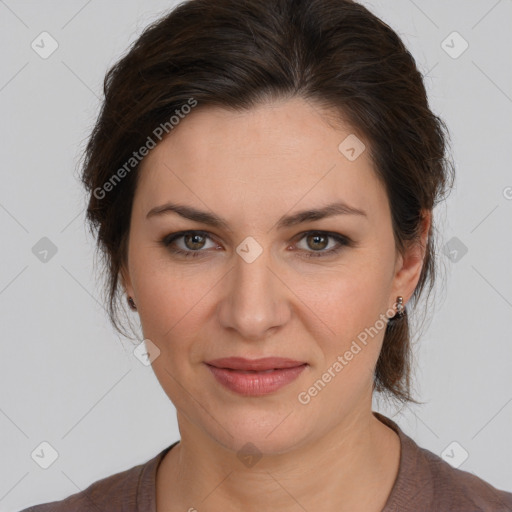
left=127, top=296, right=137, bottom=311
left=395, top=296, right=405, bottom=318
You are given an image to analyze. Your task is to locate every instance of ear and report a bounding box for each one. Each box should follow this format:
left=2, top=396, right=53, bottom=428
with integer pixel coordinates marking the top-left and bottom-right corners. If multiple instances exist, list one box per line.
left=118, top=232, right=135, bottom=298
left=119, top=262, right=134, bottom=298
left=389, top=210, right=431, bottom=307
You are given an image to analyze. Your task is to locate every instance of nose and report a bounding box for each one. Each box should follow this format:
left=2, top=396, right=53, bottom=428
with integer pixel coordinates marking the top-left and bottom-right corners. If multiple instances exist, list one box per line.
left=217, top=244, right=291, bottom=341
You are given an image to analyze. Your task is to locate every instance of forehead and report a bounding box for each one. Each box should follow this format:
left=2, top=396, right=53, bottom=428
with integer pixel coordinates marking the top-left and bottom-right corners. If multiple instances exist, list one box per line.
left=134, top=97, right=388, bottom=223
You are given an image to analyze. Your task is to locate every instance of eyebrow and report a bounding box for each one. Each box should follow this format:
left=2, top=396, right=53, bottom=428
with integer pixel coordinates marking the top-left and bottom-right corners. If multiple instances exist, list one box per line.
left=146, top=200, right=367, bottom=230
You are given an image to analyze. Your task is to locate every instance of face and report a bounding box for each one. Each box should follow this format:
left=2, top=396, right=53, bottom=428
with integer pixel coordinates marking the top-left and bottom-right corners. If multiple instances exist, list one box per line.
left=122, top=97, right=427, bottom=454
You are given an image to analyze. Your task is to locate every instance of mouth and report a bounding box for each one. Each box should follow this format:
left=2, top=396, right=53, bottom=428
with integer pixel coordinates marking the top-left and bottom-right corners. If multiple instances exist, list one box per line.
left=205, top=357, right=308, bottom=396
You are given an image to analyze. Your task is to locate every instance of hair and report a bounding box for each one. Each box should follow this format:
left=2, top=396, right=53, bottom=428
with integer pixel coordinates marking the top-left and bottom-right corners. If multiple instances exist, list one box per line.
left=81, top=0, right=455, bottom=406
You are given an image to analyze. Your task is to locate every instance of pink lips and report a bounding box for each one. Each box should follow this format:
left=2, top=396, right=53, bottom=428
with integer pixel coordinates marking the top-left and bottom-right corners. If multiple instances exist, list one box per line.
left=205, top=357, right=307, bottom=396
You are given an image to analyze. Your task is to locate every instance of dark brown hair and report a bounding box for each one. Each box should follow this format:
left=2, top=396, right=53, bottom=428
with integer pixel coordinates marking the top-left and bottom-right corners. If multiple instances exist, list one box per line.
left=81, top=0, right=454, bottom=405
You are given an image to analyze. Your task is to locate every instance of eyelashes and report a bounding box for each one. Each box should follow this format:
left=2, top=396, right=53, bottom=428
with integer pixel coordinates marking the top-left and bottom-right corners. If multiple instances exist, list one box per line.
left=160, top=230, right=353, bottom=260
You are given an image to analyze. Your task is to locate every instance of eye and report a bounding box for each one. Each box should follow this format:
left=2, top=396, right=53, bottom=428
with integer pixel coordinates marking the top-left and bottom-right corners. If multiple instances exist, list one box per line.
left=294, top=231, right=351, bottom=258
left=161, top=230, right=218, bottom=258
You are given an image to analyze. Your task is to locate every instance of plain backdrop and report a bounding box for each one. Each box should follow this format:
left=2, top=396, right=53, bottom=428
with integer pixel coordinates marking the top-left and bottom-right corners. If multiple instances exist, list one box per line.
left=1, top=0, right=511, bottom=510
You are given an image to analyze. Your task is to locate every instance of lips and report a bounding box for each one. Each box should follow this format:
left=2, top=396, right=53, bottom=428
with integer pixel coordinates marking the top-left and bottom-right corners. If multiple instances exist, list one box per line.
left=205, top=357, right=306, bottom=371
left=205, top=357, right=308, bottom=396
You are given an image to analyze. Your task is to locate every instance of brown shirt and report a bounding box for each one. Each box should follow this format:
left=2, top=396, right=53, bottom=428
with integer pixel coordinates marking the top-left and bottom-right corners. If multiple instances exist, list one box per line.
left=20, top=412, right=512, bottom=511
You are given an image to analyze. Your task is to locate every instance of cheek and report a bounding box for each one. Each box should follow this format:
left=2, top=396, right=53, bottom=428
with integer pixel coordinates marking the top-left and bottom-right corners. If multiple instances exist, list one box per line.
left=131, top=252, right=220, bottom=372
left=134, top=266, right=208, bottom=399
left=299, top=256, right=393, bottom=335
left=298, top=274, right=391, bottom=409
left=136, top=268, right=206, bottom=340
left=128, top=233, right=203, bottom=311
left=298, top=256, right=394, bottom=384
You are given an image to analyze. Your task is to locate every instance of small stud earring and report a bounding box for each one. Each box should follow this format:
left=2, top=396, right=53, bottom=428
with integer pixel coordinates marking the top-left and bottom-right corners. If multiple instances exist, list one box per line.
left=127, top=296, right=137, bottom=311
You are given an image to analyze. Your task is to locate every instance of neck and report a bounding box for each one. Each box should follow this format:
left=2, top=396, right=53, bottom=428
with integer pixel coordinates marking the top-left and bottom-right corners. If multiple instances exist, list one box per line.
left=156, top=408, right=401, bottom=512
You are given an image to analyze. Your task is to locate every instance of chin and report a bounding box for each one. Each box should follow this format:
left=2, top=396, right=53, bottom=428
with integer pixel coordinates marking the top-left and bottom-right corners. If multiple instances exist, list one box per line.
left=199, top=401, right=318, bottom=457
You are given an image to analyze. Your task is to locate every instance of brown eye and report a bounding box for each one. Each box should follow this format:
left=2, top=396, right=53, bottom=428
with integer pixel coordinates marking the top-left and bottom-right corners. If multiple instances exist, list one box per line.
left=161, top=230, right=217, bottom=258
left=183, top=233, right=207, bottom=250
left=305, top=233, right=329, bottom=251
left=295, top=231, right=351, bottom=259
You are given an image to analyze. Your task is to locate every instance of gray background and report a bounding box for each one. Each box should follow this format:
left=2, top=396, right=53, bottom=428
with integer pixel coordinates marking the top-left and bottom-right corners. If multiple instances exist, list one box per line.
left=1, top=0, right=511, bottom=509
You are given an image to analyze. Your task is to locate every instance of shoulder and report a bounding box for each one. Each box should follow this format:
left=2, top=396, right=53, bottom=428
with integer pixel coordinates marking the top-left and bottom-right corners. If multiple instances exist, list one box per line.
left=374, top=412, right=512, bottom=512
left=18, top=444, right=176, bottom=512
left=18, top=462, right=145, bottom=512
left=416, top=443, right=512, bottom=511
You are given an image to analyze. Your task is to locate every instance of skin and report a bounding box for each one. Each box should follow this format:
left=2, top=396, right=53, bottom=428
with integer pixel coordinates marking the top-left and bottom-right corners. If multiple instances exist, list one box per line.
left=121, top=96, right=430, bottom=512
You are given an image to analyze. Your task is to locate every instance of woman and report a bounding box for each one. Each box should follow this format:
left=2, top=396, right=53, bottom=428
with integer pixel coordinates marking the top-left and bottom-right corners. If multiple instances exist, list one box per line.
left=22, top=0, right=512, bottom=510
